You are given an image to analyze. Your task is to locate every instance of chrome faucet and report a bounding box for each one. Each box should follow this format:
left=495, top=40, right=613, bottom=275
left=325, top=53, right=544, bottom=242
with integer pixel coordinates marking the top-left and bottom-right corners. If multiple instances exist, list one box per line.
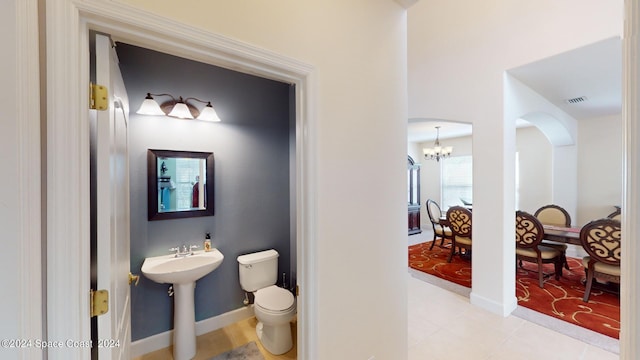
left=169, top=247, right=181, bottom=257
left=189, top=244, right=199, bottom=254
left=169, top=244, right=199, bottom=257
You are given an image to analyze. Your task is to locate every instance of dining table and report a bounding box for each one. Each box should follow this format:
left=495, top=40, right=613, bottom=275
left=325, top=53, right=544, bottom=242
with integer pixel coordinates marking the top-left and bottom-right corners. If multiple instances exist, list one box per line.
left=542, top=224, right=582, bottom=245
left=438, top=218, right=582, bottom=246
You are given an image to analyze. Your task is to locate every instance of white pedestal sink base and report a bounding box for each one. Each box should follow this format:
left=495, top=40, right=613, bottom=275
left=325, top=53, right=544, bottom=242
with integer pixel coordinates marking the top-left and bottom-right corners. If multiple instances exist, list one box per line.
left=173, top=282, right=196, bottom=360
left=140, top=250, right=224, bottom=360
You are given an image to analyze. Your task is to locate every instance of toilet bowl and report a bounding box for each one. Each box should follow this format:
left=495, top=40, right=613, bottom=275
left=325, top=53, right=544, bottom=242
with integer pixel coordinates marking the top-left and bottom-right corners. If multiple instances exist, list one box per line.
left=237, top=249, right=296, bottom=355
left=253, top=285, right=296, bottom=355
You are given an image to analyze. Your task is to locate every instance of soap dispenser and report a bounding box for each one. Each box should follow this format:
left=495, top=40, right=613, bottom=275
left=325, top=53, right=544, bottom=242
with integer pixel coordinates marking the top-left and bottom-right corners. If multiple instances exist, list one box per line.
left=204, top=233, right=212, bottom=252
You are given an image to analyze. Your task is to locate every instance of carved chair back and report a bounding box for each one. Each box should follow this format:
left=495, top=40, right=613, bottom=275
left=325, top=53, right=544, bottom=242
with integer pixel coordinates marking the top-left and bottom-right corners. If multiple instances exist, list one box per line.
left=534, top=204, right=571, bottom=227
left=580, top=218, right=622, bottom=266
left=515, top=211, right=545, bottom=249
left=446, top=206, right=472, bottom=238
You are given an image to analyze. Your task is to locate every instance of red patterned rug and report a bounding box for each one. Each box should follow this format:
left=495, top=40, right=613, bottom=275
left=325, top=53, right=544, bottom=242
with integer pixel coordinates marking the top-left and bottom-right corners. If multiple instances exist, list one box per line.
left=409, top=241, right=620, bottom=339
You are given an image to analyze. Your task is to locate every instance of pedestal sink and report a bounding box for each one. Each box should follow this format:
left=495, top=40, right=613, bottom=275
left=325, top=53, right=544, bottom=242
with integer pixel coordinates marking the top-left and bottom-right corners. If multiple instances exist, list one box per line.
left=142, top=249, right=224, bottom=360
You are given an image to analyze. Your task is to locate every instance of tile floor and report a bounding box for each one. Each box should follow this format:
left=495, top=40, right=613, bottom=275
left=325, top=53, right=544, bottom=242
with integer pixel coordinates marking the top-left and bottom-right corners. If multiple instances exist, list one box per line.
left=408, top=229, right=619, bottom=360
left=408, top=272, right=618, bottom=360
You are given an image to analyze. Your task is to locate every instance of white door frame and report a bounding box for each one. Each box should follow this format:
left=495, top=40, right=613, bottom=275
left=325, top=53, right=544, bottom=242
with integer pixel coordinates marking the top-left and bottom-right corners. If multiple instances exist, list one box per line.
left=45, top=1, right=317, bottom=359
left=622, top=0, right=640, bottom=357
left=13, top=0, right=42, bottom=358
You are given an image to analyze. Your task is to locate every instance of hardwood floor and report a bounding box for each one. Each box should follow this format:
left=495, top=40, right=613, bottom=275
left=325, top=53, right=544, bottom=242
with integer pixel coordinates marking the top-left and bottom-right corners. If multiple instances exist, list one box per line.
left=133, top=317, right=297, bottom=360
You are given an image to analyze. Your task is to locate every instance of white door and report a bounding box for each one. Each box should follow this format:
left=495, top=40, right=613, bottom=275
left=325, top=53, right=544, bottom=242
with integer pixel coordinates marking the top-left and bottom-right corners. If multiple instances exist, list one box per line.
left=93, top=33, right=132, bottom=360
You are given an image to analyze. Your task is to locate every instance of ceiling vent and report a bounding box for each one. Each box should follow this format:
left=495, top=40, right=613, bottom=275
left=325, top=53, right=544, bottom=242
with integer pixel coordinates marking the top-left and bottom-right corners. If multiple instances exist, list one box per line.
left=564, top=96, right=588, bottom=104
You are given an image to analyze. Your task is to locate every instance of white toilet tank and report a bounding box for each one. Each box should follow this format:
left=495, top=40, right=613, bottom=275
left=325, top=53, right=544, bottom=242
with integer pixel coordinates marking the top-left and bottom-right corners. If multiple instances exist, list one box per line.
left=237, top=249, right=279, bottom=292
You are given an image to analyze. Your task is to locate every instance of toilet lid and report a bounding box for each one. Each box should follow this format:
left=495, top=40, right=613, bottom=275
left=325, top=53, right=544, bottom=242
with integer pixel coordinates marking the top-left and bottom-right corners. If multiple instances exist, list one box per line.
left=255, top=285, right=295, bottom=311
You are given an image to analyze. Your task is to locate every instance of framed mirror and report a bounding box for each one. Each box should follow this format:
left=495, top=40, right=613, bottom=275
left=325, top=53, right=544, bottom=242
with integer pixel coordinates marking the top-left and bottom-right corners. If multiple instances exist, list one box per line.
left=147, top=149, right=214, bottom=221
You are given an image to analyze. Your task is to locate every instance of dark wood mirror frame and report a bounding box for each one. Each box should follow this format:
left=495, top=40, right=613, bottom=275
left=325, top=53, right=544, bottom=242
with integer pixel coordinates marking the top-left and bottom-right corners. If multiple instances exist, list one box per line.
left=147, top=149, right=215, bottom=221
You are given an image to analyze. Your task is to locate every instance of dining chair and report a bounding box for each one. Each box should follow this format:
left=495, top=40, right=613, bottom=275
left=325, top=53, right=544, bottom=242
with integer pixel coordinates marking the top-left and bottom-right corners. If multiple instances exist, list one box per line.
left=534, top=204, right=572, bottom=227
left=426, top=199, right=452, bottom=250
left=445, top=206, right=472, bottom=263
left=607, top=208, right=621, bottom=221
left=534, top=204, right=572, bottom=270
left=515, top=211, right=564, bottom=288
left=579, top=218, right=621, bottom=302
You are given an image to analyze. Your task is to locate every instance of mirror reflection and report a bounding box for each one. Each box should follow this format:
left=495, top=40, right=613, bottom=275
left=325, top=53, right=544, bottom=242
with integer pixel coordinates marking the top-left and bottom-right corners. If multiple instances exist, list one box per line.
left=148, top=149, right=214, bottom=221
left=157, top=157, right=206, bottom=212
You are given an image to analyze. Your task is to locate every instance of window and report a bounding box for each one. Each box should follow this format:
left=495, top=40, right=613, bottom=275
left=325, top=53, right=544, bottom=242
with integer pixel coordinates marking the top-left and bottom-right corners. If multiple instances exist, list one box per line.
left=408, top=156, right=420, bottom=206
left=440, top=154, right=520, bottom=210
left=174, top=158, right=206, bottom=210
left=440, top=155, right=472, bottom=210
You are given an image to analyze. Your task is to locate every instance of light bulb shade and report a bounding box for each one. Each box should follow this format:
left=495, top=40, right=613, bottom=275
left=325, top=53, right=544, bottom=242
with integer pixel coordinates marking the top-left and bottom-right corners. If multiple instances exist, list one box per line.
left=136, top=98, right=165, bottom=115
left=196, top=104, right=221, bottom=122
left=168, top=102, right=194, bottom=119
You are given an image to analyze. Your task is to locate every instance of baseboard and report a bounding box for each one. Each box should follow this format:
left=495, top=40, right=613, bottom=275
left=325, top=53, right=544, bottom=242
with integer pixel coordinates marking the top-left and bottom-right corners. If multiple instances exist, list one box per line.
left=469, top=291, right=518, bottom=317
left=409, top=268, right=471, bottom=298
left=410, top=268, right=519, bottom=317
left=130, top=306, right=255, bottom=358
left=512, top=305, right=619, bottom=354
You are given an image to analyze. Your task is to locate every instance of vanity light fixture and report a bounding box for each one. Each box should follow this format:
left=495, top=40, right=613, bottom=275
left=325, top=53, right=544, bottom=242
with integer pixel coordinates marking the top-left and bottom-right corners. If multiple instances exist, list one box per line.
left=136, top=93, right=221, bottom=122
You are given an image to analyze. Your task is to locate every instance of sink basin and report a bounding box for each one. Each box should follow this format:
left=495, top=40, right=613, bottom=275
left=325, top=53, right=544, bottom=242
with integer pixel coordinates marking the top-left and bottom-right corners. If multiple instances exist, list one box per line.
left=142, top=249, right=224, bottom=285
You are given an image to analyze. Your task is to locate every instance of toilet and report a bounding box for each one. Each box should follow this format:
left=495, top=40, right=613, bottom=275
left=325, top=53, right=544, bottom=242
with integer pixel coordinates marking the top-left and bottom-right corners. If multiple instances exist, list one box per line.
left=237, top=249, right=296, bottom=355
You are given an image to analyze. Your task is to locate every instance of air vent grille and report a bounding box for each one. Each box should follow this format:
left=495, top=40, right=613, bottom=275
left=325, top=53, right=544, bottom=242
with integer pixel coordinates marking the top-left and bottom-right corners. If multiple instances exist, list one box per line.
left=564, top=96, right=588, bottom=104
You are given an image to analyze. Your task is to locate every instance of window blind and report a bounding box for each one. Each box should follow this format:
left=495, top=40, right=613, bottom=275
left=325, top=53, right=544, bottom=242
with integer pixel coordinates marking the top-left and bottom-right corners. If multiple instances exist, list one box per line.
left=441, top=155, right=473, bottom=210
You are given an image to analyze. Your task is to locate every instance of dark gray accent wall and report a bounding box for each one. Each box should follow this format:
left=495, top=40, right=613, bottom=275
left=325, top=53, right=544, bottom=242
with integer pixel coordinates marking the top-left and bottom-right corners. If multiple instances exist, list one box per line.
left=115, top=43, right=293, bottom=341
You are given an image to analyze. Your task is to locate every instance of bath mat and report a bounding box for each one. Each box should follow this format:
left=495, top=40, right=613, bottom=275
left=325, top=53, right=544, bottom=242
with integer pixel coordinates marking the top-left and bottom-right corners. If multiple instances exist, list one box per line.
left=208, top=341, right=265, bottom=360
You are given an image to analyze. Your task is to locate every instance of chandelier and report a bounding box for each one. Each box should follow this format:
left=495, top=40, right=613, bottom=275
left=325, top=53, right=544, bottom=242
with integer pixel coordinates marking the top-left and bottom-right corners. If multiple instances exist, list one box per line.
left=423, top=126, right=453, bottom=162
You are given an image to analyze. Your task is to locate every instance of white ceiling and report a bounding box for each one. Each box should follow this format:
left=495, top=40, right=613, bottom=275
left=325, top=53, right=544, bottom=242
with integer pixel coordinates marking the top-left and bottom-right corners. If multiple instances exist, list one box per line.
left=407, top=120, right=473, bottom=143
left=408, top=37, right=622, bottom=143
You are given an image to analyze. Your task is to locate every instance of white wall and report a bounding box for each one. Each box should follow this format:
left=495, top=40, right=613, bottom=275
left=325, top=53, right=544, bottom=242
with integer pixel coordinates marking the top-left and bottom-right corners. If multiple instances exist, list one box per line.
left=417, top=127, right=553, bottom=227
left=1, top=0, right=42, bottom=358
left=517, top=127, right=554, bottom=212
left=117, top=1, right=409, bottom=359
left=504, top=74, right=579, bottom=219
left=0, top=2, right=21, bottom=354
left=578, top=114, right=623, bottom=225
left=408, top=0, right=622, bottom=315
left=552, top=145, right=579, bottom=222
left=407, top=141, right=421, bottom=164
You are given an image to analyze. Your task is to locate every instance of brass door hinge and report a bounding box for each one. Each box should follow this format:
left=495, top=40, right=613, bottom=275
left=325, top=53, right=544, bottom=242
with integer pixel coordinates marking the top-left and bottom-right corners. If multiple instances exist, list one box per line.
left=90, top=83, right=108, bottom=110
left=129, top=272, right=140, bottom=286
left=90, top=289, right=109, bottom=317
